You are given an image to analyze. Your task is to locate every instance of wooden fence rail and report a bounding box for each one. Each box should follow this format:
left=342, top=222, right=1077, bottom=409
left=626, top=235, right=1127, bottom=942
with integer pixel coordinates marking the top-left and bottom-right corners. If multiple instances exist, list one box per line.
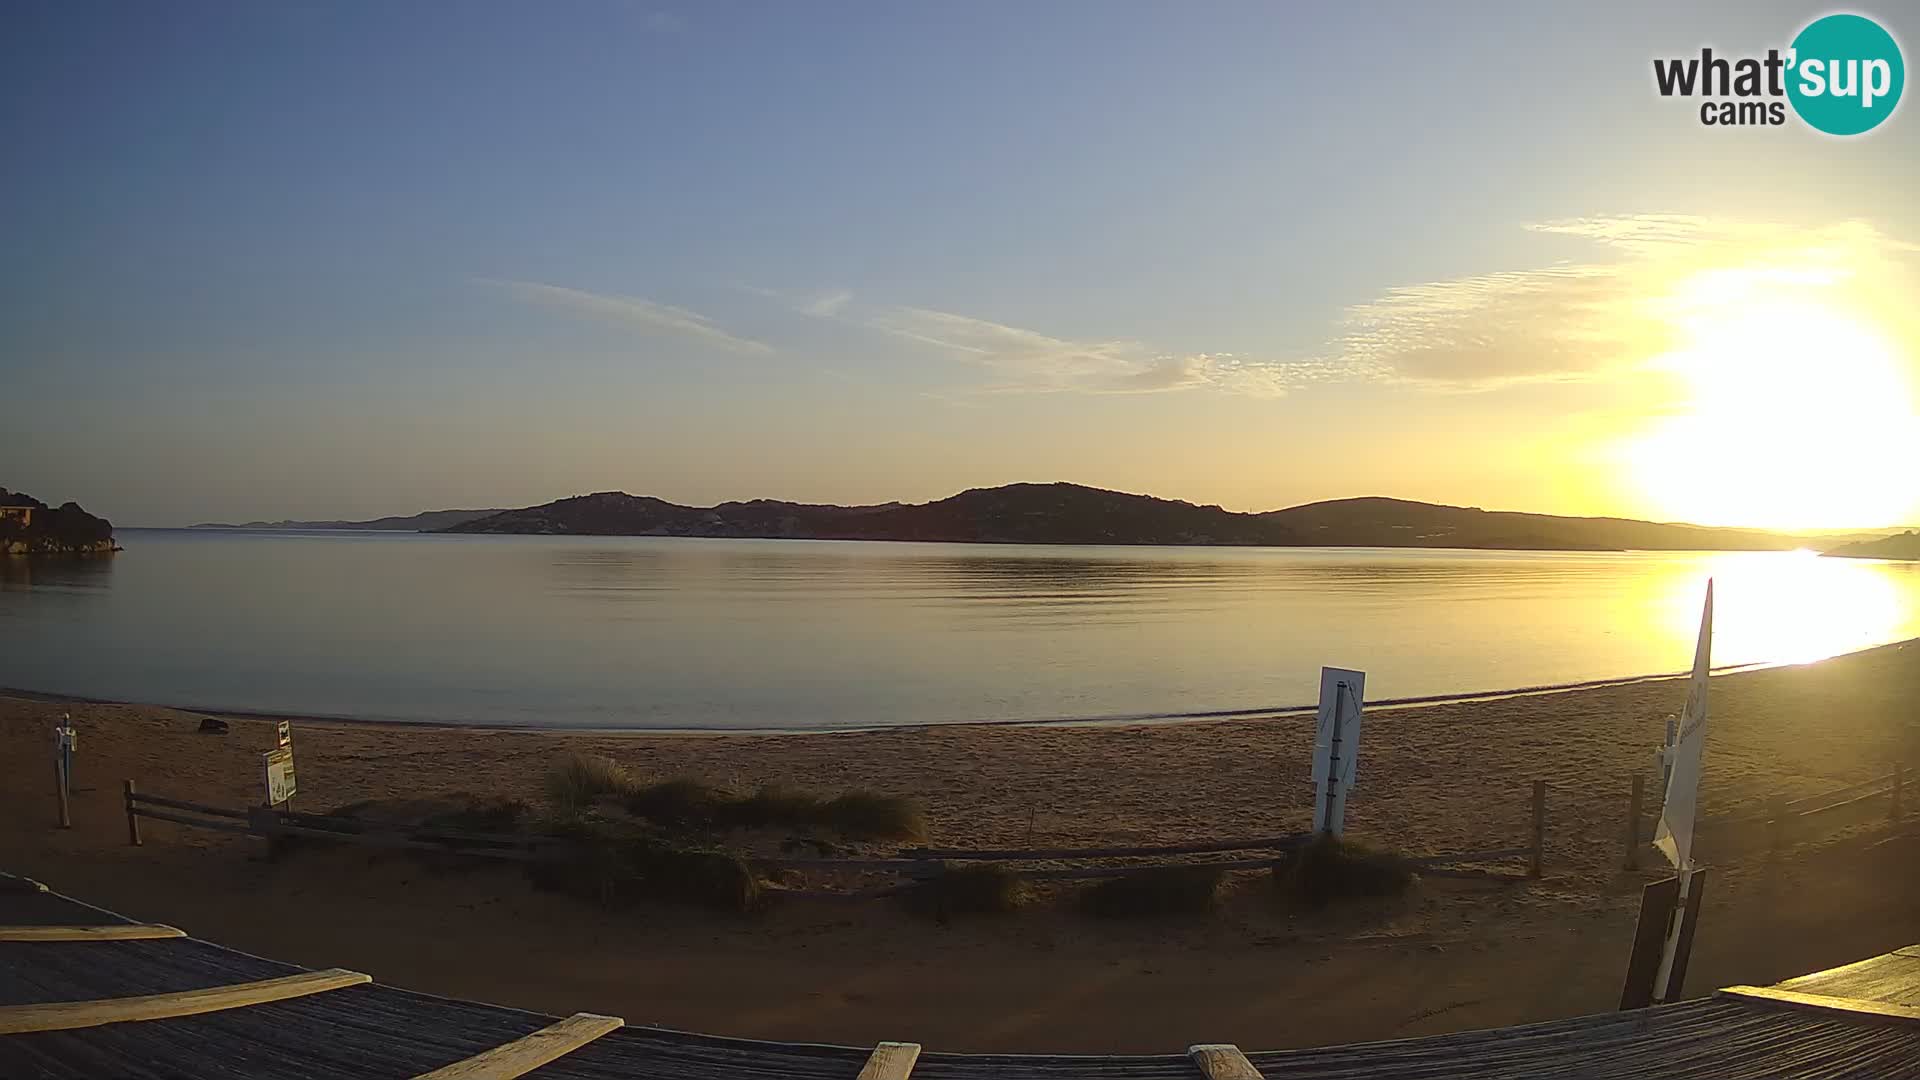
left=123, top=779, right=1549, bottom=891
left=1623, top=765, right=1909, bottom=866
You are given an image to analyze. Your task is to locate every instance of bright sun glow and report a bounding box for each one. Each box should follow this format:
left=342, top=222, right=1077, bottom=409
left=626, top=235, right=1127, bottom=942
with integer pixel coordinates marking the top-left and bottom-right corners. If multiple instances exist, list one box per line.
left=1623, top=283, right=1920, bottom=530
left=1660, top=551, right=1910, bottom=667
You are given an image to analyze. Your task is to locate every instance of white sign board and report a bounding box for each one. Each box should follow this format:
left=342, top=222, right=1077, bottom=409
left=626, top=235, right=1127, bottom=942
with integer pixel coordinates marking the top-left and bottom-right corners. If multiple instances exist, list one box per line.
left=1654, top=580, right=1712, bottom=871
left=263, top=747, right=297, bottom=805
left=1651, top=580, right=1712, bottom=1002
left=1310, top=667, right=1366, bottom=835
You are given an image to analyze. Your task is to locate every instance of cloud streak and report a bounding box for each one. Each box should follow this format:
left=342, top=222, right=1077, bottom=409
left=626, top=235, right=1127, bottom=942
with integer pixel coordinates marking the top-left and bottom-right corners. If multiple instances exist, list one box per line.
left=865, top=306, right=1322, bottom=397
left=489, top=279, right=773, bottom=355
left=1333, top=215, right=1920, bottom=388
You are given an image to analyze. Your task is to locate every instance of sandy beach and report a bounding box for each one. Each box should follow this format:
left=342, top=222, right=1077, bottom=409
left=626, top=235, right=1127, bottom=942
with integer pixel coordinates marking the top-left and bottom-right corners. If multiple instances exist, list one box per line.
left=2, top=641, right=1917, bottom=1053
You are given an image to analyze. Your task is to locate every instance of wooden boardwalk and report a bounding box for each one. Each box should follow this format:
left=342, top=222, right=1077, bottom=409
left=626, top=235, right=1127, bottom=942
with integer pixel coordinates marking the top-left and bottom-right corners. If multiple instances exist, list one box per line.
left=2, top=871, right=1916, bottom=1078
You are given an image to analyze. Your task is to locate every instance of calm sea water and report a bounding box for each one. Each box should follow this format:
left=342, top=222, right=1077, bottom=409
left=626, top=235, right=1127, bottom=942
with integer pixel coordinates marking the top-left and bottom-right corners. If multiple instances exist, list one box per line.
left=4, top=529, right=1918, bottom=730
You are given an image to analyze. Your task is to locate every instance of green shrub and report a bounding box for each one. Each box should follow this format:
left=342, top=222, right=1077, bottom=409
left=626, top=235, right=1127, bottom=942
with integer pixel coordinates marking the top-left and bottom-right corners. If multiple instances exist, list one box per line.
left=902, top=864, right=1028, bottom=918
left=1273, top=833, right=1413, bottom=908
left=546, top=753, right=637, bottom=815
left=1079, top=865, right=1223, bottom=918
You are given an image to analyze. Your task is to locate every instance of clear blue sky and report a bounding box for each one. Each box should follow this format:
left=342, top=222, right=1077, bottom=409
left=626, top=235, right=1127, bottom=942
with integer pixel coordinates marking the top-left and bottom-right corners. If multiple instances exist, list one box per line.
left=5, top=2, right=1917, bottom=527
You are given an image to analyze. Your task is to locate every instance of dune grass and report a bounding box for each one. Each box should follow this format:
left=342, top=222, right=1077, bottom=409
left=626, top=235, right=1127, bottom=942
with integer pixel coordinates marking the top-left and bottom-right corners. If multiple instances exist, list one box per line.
left=622, top=777, right=927, bottom=842
left=1272, top=833, right=1414, bottom=908
left=545, top=753, right=638, bottom=816
left=543, top=754, right=926, bottom=842
left=901, top=863, right=1028, bottom=919
left=1078, top=865, right=1224, bottom=918
left=527, top=818, right=760, bottom=913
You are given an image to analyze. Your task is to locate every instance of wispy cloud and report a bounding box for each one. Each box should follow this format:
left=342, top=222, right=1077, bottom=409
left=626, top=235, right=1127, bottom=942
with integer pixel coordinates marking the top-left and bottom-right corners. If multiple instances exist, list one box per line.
left=866, top=306, right=1321, bottom=397
left=744, top=284, right=1319, bottom=396
left=1334, top=215, right=1920, bottom=388
left=488, top=279, right=772, bottom=356
left=800, top=290, right=852, bottom=318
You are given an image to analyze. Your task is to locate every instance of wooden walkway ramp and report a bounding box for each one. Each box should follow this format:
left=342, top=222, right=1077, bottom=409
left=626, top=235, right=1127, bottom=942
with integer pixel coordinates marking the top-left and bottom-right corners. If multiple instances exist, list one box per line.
left=2, top=871, right=1917, bottom=1079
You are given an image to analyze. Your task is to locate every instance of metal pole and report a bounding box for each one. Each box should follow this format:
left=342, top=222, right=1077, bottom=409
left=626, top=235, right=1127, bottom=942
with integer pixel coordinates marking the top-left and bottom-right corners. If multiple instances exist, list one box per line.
left=1625, top=775, right=1644, bottom=869
left=55, top=754, right=71, bottom=829
left=1652, top=864, right=1695, bottom=1002
left=1322, top=682, right=1344, bottom=836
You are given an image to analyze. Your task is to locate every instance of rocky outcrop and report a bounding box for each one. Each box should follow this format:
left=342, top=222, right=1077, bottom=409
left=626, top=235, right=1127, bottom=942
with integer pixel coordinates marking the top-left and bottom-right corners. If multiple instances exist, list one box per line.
left=0, top=489, right=116, bottom=556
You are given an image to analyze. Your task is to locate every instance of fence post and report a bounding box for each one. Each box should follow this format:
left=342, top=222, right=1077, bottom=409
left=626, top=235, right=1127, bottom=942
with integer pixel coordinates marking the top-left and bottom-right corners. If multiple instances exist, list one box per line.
left=1624, top=775, right=1644, bottom=869
left=124, top=780, right=142, bottom=847
left=1529, top=780, right=1546, bottom=879
left=1768, top=794, right=1788, bottom=855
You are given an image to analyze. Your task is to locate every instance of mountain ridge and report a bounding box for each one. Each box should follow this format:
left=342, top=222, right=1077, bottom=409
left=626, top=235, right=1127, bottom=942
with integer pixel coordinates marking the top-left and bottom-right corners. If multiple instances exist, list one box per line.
left=1822, top=531, right=1920, bottom=562
left=437, top=482, right=1815, bottom=552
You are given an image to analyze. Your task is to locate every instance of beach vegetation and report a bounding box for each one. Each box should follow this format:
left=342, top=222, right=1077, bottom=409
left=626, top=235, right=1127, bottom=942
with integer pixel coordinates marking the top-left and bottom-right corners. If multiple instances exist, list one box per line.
left=901, top=863, right=1028, bottom=918
left=1078, top=865, right=1223, bottom=918
left=622, top=778, right=927, bottom=842
left=1272, top=833, right=1414, bottom=908
left=528, top=818, right=760, bottom=913
left=545, top=753, right=639, bottom=815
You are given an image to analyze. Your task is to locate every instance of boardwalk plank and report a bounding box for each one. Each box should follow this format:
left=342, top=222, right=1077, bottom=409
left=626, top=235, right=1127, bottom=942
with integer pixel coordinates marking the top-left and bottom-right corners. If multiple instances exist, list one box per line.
left=412, top=1012, right=623, bottom=1079
left=0, top=968, right=369, bottom=1034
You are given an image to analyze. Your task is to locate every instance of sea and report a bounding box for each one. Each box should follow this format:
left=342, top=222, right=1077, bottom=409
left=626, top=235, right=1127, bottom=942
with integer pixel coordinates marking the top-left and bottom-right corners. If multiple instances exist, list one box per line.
left=4, top=529, right=1917, bottom=730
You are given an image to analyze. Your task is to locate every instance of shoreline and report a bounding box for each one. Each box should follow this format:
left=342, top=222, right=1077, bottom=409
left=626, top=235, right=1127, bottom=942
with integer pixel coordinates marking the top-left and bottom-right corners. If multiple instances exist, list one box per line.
left=3, top=640, right=1916, bottom=1051
left=0, top=645, right=1874, bottom=738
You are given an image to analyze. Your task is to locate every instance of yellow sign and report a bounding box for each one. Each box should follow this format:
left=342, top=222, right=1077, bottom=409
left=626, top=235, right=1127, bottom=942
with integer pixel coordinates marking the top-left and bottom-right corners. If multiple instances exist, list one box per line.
left=263, top=747, right=297, bottom=804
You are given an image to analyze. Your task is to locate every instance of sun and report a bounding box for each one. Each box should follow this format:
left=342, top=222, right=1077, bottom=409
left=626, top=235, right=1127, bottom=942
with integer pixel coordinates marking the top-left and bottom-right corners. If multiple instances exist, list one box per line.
left=1621, top=291, right=1920, bottom=531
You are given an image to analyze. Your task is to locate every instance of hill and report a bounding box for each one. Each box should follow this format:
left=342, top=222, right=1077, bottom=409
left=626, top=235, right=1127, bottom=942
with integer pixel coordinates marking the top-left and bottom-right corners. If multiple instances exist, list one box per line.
left=1823, top=531, right=1920, bottom=561
left=441, top=483, right=1802, bottom=552
left=1262, top=496, right=1789, bottom=551
left=191, top=509, right=506, bottom=531
left=0, top=488, right=115, bottom=555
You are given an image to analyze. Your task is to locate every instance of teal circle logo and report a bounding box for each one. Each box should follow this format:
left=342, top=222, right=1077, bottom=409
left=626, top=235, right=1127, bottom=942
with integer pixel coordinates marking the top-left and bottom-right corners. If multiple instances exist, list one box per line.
left=1787, top=14, right=1904, bottom=135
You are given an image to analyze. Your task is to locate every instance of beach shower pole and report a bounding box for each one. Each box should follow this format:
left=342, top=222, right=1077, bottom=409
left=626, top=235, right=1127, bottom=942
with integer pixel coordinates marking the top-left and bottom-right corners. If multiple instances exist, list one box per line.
left=53, top=728, right=70, bottom=829
left=1321, top=684, right=1345, bottom=836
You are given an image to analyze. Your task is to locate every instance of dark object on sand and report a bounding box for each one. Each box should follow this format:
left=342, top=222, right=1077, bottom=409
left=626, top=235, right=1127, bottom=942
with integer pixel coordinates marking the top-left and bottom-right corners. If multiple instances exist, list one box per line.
left=197, top=717, right=229, bottom=735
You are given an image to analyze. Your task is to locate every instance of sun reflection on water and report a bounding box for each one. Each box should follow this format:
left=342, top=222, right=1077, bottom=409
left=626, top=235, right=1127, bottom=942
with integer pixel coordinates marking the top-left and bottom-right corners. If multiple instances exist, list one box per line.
left=1658, top=550, right=1910, bottom=669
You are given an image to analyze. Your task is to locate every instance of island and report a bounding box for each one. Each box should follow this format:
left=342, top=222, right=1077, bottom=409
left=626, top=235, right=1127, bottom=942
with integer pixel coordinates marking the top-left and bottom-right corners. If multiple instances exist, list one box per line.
left=436, top=482, right=1805, bottom=552
left=1823, top=531, right=1920, bottom=561
left=0, top=488, right=116, bottom=555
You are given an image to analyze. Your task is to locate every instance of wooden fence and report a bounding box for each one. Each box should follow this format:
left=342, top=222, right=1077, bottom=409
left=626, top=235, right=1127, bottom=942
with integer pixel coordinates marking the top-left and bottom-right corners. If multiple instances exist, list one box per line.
left=122, top=779, right=1548, bottom=891
left=1621, top=764, right=1909, bottom=868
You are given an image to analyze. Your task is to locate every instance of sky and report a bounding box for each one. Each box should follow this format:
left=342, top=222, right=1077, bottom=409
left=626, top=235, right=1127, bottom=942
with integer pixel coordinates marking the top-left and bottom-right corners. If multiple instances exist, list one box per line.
left=4, top=2, right=1919, bottom=529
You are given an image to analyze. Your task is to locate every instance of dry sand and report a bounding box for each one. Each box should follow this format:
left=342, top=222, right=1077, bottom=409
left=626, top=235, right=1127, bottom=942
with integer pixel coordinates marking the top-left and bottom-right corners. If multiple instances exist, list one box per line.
left=2, top=641, right=1917, bottom=1053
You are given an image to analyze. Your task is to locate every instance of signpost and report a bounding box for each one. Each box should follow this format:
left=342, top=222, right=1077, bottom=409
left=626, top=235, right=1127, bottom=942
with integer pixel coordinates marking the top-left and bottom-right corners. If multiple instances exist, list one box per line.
left=52, top=721, right=75, bottom=829
left=57, top=714, right=76, bottom=793
left=1311, top=667, right=1367, bottom=836
left=277, top=720, right=291, bottom=748
left=1622, top=580, right=1713, bottom=1008
left=263, top=746, right=297, bottom=807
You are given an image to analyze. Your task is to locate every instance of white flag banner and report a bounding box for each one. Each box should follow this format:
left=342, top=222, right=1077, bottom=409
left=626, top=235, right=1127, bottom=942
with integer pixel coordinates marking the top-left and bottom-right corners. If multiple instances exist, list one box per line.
left=1311, top=667, right=1366, bottom=835
left=1654, top=580, right=1712, bottom=870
